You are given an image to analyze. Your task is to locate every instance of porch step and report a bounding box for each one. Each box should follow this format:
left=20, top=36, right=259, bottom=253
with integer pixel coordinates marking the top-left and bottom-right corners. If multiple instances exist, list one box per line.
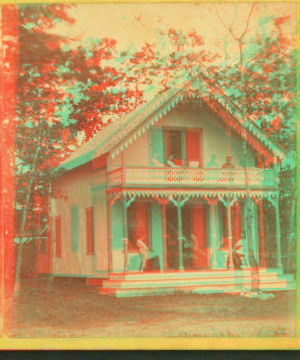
left=108, top=268, right=282, bottom=281
left=99, top=280, right=295, bottom=298
left=98, top=270, right=295, bottom=297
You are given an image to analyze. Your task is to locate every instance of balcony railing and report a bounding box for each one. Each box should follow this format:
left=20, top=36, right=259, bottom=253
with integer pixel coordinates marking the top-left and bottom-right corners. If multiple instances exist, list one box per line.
left=108, top=167, right=277, bottom=188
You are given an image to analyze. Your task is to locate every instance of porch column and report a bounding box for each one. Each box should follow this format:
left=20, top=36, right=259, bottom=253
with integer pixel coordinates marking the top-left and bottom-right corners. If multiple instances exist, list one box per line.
left=257, top=199, right=266, bottom=267
left=170, top=194, right=189, bottom=272
left=226, top=204, right=234, bottom=269
left=274, top=196, right=283, bottom=271
left=177, top=204, right=184, bottom=271
left=154, top=196, right=169, bottom=271
left=107, top=196, right=113, bottom=273
left=122, top=196, right=128, bottom=240
left=162, top=203, right=168, bottom=271
left=205, top=196, right=219, bottom=269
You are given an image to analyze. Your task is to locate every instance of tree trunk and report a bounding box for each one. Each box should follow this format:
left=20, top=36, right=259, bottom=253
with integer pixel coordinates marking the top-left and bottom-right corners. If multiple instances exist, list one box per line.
left=14, top=148, right=39, bottom=297
left=287, top=198, right=296, bottom=273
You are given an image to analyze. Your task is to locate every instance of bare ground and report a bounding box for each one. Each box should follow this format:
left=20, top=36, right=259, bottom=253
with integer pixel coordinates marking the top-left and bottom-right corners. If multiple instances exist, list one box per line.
left=12, top=279, right=296, bottom=338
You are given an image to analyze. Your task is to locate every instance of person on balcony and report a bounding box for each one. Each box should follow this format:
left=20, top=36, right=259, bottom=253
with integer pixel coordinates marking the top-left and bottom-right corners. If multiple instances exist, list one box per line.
left=152, top=153, right=163, bottom=167
left=222, top=155, right=235, bottom=169
left=137, top=239, right=160, bottom=272
left=167, top=155, right=180, bottom=168
left=206, top=154, right=219, bottom=168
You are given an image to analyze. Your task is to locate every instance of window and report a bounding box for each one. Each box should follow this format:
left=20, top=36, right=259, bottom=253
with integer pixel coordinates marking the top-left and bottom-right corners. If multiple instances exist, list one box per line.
left=166, top=130, right=183, bottom=165
left=165, top=128, right=202, bottom=166
left=71, top=205, right=79, bottom=252
left=55, top=216, right=62, bottom=257
left=86, top=207, right=94, bottom=254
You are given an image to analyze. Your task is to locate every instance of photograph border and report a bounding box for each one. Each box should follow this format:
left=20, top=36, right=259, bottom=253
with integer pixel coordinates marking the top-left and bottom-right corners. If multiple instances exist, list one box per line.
left=0, top=0, right=299, bottom=349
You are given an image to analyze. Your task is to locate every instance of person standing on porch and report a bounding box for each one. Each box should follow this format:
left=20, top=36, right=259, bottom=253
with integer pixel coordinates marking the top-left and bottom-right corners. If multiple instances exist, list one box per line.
left=235, top=231, right=260, bottom=295
left=122, top=237, right=129, bottom=272
left=217, top=230, right=230, bottom=269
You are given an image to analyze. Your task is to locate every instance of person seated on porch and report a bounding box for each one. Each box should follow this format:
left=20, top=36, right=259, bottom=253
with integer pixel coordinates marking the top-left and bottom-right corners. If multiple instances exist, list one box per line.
left=137, top=239, right=160, bottom=272
left=216, top=230, right=230, bottom=269
left=152, top=153, right=163, bottom=167
left=183, top=235, right=192, bottom=269
left=234, top=231, right=251, bottom=269
left=167, top=155, right=180, bottom=168
left=222, top=156, right=235, bottom=169
left=122, top=237, right=136, bottom=272
left=206, top=154, right=219, bottom=168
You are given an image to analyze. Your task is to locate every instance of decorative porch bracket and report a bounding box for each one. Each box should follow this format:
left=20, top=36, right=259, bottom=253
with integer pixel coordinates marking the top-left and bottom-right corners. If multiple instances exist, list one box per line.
left=219, top=195, right=238, bottom=269
left=169, top=194, right=190, bottom=271
left=204, top=196, right=220, bottom=269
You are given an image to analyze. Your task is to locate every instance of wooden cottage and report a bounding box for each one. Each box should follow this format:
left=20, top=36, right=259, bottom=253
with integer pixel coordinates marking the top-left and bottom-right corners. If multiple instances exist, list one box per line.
left=36, top=76, right=294, bottom=296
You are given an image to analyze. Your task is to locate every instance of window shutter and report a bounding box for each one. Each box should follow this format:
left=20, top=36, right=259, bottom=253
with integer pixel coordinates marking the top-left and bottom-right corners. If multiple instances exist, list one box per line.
left=55, top=216, right=62, bottom=257
left=186, top=130, right=202, bottom=165
left=71, top=205, right=79, bottom=253
left=86, top=207, right=94, bottom=254
left=150, top=127, right=164, bottom=164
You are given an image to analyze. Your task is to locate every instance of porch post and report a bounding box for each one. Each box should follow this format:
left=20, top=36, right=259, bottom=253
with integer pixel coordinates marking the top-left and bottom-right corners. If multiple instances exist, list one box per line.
left=210, top=203, right=218, bottom=269
left=274, top=196, right=283, bottom=271
left=122, top=196, right=128, bottom=239
left=162, top=203, right=168, bottom=271
left=226, top=203, right=234, bottom=269
left=107, top=194, right=114, bottom=273
left=169, top=194, right=189, bottom=271
left=258, top=200, right=266, bottom=267
left=177, top=203, right=184, bottom=271
left=205, top=196, right=219, bottom=269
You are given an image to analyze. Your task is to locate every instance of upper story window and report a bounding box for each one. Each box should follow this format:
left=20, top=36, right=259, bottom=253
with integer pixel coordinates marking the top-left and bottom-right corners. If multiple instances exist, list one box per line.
left=164, top=128, right=203, bottom=167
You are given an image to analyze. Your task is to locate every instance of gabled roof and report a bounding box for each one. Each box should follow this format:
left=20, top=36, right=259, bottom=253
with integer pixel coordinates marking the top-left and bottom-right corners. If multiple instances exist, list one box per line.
left=56, top=73, right=288, bottom=173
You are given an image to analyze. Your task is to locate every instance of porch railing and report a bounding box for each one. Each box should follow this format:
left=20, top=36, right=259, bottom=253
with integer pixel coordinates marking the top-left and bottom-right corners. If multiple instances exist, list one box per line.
left=108, top=167, right=277, bottom=188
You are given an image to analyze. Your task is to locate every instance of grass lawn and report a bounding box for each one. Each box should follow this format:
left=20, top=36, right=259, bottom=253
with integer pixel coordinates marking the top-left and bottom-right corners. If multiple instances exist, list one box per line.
left=12, top=279, right=296, bottom=338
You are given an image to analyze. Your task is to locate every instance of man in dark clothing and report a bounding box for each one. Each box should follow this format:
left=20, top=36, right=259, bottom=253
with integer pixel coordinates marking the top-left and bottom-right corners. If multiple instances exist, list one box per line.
left=222, top=156, right=235, bottom=169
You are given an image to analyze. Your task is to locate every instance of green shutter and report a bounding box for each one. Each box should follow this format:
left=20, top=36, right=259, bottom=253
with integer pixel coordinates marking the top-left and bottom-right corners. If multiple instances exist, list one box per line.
left=71, top=204, right=79, bottom=253
left=150, top=127, right=164, bottom=165
left=111, top=202, right=123, bottom=250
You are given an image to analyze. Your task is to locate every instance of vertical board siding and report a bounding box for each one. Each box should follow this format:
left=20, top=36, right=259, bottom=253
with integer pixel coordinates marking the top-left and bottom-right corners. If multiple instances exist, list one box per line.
left=55, top=216, right=62, bottom=257
left=71, top=204, right=79, bottom=253
left=86, top=207, right=94, bottom=254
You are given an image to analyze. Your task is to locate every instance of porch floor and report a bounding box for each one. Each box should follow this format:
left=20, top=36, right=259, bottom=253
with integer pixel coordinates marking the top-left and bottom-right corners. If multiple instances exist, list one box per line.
left=97, top=269, right=295, bottom=297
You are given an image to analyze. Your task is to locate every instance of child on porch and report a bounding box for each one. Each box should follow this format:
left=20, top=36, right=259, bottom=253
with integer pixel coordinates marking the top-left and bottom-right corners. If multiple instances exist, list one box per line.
left=137, top=239, right=160, bottom=272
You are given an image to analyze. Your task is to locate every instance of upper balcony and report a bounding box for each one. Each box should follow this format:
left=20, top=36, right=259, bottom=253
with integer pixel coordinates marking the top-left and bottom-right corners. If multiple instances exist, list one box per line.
left=108, top=167, right=278, bottom=189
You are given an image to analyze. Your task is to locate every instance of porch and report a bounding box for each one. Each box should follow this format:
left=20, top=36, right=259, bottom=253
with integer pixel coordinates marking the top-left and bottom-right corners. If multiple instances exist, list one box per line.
left=108, top=187, right=283, bottom=276
left=98, top=268, right=295, bottom=297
